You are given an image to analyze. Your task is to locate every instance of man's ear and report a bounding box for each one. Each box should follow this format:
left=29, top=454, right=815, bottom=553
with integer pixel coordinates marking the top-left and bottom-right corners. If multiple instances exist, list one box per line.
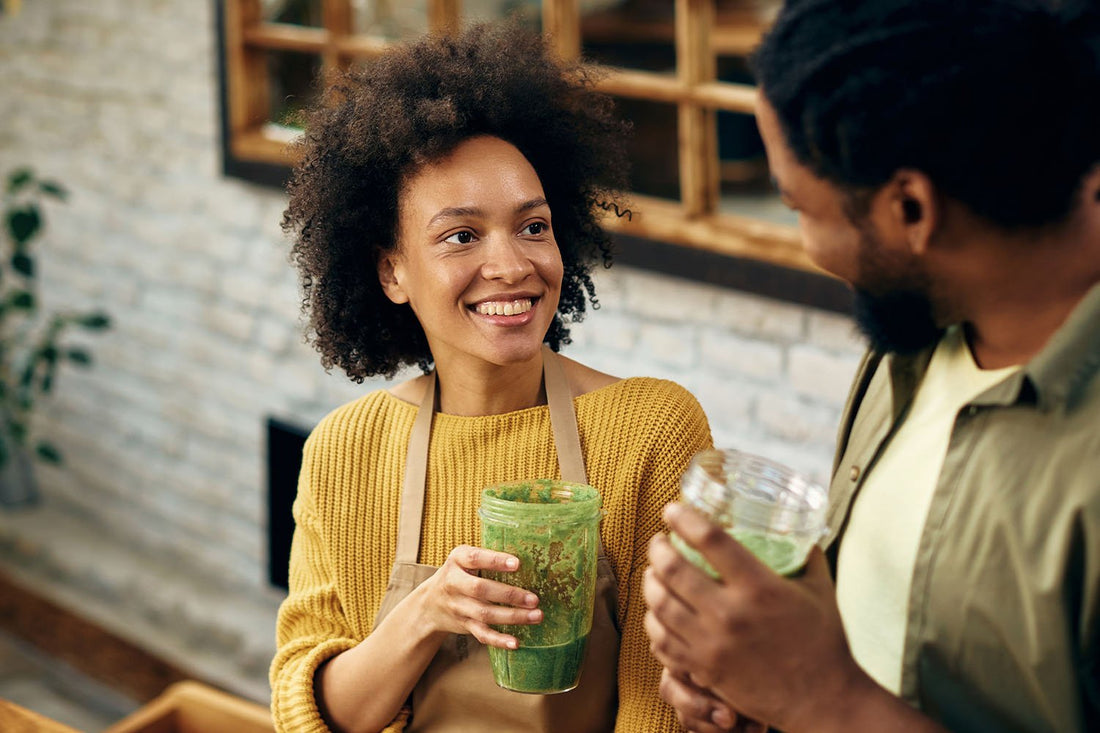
left=377, top=252, right=409, bottom=304
left=890, top=170, right=939, bottom=256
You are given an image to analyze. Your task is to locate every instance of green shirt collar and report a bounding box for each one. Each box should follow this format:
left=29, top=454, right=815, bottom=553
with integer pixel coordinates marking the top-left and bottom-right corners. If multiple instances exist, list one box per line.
left=1022, top=281, right=1100, bottom=412
left=885, top=281, right=1100, bottom=413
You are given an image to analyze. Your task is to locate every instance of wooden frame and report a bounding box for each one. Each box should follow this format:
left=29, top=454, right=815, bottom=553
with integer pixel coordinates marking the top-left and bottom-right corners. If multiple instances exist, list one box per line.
left=216, top=0, right=850, bottom=311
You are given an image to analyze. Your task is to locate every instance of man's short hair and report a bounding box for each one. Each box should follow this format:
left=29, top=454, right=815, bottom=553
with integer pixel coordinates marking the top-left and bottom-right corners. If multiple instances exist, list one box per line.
left=753, top=0, right=1100, bottom=229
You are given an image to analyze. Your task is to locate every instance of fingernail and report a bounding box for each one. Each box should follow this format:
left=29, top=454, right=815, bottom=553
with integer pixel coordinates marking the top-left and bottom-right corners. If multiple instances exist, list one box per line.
left=528, top=609, right=542, bottom=622
left=505, top=557, right=518, bottom=570
left=664, top=503, right=682, bottom=521
left=507, top=639, right=518, bottom=650
left=712, top=708, right=734, bottom=728
left=525, top=593, right=538, bottom=607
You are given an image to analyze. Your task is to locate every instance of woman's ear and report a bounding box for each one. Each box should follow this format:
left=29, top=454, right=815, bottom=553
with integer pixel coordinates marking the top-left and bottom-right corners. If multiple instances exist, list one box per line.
left=377, top=252, right=409, bottom=304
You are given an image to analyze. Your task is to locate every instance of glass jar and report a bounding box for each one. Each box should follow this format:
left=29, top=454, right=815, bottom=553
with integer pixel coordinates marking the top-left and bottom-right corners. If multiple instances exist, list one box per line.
left=478, top=479, right=601, bottom=693
left=673, top=449, right=827, bottom=578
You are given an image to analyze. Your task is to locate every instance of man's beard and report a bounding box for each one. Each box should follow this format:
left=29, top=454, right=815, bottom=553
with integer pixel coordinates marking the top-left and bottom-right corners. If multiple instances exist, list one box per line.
left=850, top=228, right=945, bottom=355
left=852, top=288, right=944, bottom=355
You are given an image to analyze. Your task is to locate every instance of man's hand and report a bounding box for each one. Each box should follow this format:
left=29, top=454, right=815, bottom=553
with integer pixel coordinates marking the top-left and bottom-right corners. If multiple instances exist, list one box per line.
left=657, top=667, right=767, bottom=733
left=643, top=503, right=868, bottom=732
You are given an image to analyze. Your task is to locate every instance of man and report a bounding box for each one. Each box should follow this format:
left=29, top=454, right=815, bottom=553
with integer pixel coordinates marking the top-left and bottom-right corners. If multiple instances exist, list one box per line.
left=644, top=1, right=1100, bottom=731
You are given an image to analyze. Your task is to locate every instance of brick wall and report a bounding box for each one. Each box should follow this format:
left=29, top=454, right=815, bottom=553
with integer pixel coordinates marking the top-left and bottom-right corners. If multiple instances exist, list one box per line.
left=0, top=0, right=865, bottom=699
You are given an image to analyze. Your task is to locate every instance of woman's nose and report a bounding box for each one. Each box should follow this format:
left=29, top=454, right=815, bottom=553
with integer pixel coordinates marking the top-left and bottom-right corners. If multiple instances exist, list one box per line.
left=481, top=234, right=535, bottom=282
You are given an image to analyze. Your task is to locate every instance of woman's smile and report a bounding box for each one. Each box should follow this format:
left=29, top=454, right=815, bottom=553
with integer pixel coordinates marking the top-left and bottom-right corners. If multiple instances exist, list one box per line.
left=472, top=295, right=537, bottom=319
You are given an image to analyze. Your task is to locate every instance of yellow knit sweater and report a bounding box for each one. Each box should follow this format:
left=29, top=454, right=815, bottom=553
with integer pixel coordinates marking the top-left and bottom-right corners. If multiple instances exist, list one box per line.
left=271, top=377, right=712, bottom=732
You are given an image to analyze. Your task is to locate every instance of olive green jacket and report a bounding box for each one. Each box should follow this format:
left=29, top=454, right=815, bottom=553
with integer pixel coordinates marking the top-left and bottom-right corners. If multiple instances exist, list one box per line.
left=824, top=283, right=1100, bottom=732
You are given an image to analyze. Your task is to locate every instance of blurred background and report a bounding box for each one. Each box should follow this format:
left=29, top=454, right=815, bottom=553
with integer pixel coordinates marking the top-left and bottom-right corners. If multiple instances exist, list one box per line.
left=0, top=1, right=864, bottom=729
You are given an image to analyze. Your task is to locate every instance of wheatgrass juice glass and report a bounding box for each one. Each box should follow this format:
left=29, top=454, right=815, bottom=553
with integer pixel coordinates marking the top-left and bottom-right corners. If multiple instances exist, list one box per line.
left=478, top=479, right=601, bottom=694
left=672, top=449, right=827, bottom=578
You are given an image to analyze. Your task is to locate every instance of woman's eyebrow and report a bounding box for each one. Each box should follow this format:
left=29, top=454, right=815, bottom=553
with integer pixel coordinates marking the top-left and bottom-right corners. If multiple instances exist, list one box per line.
left=516, top=198, right=549, bottom=214
left=426, top=198, right=549, bottom=229
left=426, top=206, right=482, bottom=228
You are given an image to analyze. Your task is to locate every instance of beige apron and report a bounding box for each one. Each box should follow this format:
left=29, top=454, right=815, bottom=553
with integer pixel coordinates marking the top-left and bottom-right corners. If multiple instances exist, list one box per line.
left=372, top=346, right=620, bottom=732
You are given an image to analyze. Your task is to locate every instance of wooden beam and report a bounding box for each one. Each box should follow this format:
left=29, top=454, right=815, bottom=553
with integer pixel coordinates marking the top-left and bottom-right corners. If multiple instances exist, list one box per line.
left=543, top=0, right=580, bottom=61
left=231, top=130, right=302, bottom=166
left=676, top=0, right=719, bottom=217
left=601, top=193, right=815, bottom=272
left=225, top=0, right=270, bottom=137
left=334, top=34, right=392, bottom=61
left=594, top=69, right=756, bottom=113
left=243, top=23, right=328, bottom=53
left=322, top=0, right=353, bottom=72
left=428, top=0, right=459, bottom=33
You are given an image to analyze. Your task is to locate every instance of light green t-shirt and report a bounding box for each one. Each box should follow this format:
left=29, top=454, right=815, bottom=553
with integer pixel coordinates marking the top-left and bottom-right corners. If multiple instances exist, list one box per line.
left=835, top=326, right=1017, bottom=693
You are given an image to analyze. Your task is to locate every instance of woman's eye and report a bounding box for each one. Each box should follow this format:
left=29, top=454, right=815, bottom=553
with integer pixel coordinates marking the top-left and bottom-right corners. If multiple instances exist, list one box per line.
left=522, top=222, right=548, bottom=236
left=444, top=230, right=475, bottom=245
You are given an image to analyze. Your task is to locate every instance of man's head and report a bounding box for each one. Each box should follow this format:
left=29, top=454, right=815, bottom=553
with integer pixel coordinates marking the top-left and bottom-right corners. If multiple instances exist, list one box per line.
left=753, top=0, right=1100, bottom=354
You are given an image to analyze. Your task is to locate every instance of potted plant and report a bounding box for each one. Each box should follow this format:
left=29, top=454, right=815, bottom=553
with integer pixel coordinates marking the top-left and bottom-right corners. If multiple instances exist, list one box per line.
left=0, top=168, right=111, bottom=507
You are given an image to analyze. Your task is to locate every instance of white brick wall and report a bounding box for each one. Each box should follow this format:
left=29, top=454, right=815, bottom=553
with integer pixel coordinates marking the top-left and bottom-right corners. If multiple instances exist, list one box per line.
left=0, top=0, right=866, bottom=699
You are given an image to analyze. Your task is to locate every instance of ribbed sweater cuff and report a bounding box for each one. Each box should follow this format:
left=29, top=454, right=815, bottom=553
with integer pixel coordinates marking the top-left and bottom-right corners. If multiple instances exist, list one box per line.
left=273, top=637, right=359, bottom=733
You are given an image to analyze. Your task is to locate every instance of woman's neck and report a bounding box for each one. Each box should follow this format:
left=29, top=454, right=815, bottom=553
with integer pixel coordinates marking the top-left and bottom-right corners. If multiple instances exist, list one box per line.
left=435, top=353, right=546, bottom=416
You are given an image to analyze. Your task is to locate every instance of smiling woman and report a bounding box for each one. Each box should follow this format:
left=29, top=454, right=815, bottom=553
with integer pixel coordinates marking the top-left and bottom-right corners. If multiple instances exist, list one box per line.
left=271, top=21, right=713, bottom=733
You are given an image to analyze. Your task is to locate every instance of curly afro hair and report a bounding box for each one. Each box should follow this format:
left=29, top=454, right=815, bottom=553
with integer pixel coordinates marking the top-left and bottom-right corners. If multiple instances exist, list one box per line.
left=284, top=22, right=631, bottom=381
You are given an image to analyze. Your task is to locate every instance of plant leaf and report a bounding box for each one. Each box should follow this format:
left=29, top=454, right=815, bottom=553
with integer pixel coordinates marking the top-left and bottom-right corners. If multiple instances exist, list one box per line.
left=77, top=312, right=111, bottom=330
left=38, top=180, right=68, bottom=200
left=35, top=442, right=62, bottom=464
left=6, top=206, right=41, bottom=246
left=9, top=290, right=34, bottom=309
left=7, top=168, right=33, bottom=194
left=11, top=252, right=33, bottom=277
left=66, top=348, right=92, bottom=366
left=19, top=362, right=35, bottom=389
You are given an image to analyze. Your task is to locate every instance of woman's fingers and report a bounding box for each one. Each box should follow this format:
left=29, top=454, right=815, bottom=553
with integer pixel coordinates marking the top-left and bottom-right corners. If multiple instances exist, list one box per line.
left=449, top=592, right=543, bottom=629
left=423, top=544, right=545, bottom=640
left=463, top=573, right=539, bottom=608
left=449, top=544, right=519, bottom=573
left=465, top=620, right=521, bottom=650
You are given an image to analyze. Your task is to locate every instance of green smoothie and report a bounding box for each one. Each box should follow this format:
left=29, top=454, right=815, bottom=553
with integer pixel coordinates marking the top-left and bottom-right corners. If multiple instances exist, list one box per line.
left=480, top=479, right=600, bottom=694
left=671, top=528, right=804, bottom=578
left=488, top=634, right=590, bottom=694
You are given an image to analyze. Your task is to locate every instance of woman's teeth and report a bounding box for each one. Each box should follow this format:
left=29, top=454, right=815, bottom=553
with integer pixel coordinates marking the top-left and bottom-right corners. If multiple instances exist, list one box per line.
left=475, top=298, right=533, bottom=316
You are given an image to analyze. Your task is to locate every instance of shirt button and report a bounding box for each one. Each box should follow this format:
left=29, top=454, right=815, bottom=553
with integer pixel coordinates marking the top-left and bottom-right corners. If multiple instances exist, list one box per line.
left=849, top=465, right=861, bottom=482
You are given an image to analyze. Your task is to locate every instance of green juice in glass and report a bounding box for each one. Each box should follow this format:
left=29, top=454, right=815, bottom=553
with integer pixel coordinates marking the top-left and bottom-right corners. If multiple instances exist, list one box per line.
left=673, top=449, right=827, bottom=580
left=670, top=529, right=805, bottom=578
left=479, top=479, right=601, bottom=694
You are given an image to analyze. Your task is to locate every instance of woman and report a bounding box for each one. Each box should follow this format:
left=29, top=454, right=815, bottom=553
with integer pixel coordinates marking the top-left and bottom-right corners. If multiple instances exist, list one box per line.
left=270, top=22, right=712, bottom=733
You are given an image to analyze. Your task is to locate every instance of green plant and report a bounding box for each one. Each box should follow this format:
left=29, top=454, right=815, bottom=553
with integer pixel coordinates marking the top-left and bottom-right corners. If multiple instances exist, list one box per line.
left=1, top=168, right=110, bottom=471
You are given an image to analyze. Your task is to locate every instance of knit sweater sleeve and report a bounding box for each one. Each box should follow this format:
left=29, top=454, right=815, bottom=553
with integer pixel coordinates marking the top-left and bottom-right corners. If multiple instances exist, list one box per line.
left=269, top=432, right=360, bottom=733
left=612, top=382, right=713, bottom=732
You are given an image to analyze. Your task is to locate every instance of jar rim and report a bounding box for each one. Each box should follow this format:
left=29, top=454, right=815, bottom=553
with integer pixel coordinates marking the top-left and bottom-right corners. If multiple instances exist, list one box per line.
left=681, top=449, right=826, bottom=532
left=479, top=479, right=602, bottom=526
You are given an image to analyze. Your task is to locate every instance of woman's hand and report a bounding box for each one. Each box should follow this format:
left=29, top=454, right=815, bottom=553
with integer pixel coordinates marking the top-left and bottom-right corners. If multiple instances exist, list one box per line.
left=413, top=544, right=543, bottom=649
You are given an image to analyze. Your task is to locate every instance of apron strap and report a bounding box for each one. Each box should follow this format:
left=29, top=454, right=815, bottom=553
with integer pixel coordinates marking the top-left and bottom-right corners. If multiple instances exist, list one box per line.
left=542, top=345, right=587, bottom=485
left=395, top=349, right=592, bottom=565
left=395, top=371, right=436, bottom=565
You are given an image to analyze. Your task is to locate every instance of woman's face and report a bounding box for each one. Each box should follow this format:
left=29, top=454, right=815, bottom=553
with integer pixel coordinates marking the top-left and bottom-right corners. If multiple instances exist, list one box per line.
left=379, top=135, right=564, bottom=371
